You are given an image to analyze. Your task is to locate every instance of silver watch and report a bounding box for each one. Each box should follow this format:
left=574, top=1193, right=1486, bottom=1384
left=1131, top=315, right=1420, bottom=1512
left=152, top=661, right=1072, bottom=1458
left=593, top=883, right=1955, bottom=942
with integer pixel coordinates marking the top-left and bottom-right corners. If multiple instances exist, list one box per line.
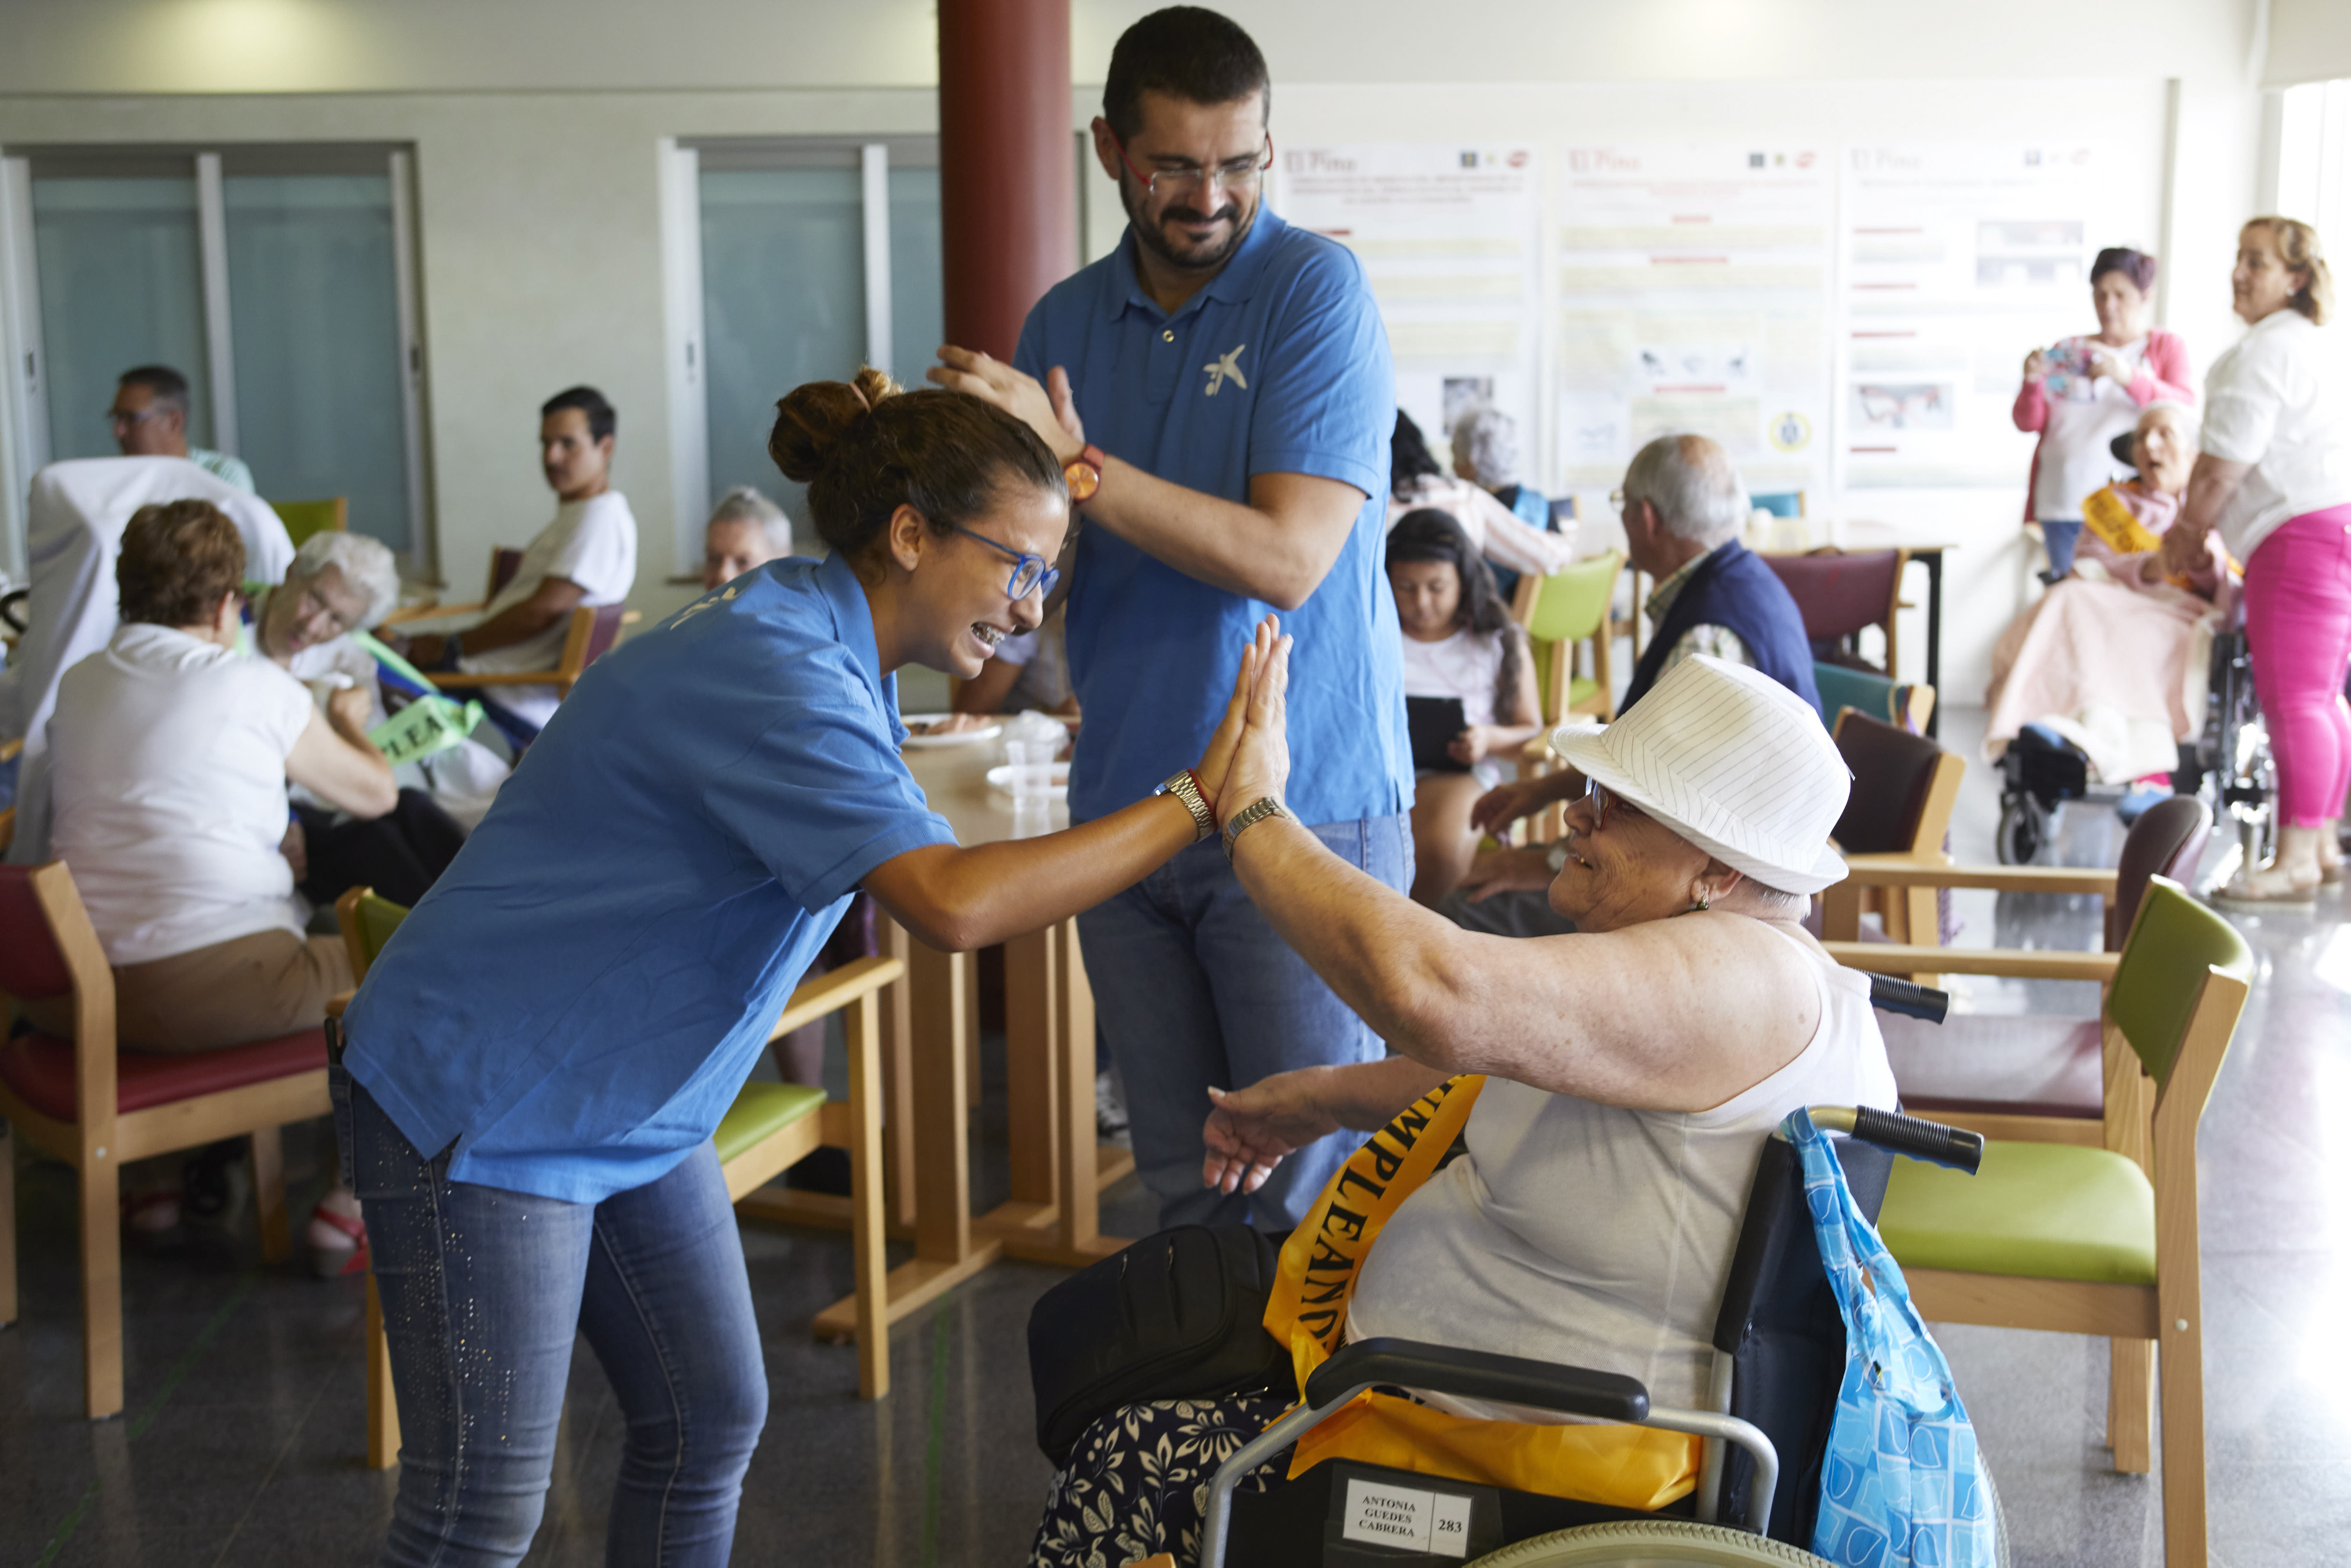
left=1221, top=796, right=1290, bottom=862
left=1154, top=770, right=1216, bottom=842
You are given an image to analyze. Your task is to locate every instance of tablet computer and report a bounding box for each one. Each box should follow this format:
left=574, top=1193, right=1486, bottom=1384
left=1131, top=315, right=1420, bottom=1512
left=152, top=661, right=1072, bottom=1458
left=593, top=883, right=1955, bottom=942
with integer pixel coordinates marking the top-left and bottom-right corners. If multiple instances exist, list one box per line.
left=1406, top=695, right=1471, bottom=773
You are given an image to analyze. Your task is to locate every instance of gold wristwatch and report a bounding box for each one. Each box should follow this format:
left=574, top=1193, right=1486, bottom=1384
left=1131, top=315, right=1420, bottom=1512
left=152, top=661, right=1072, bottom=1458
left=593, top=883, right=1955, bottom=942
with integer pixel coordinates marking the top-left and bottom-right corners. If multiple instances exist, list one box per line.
left=1154, top=770, right=1215, bottom=842
left=1221, top=796, right=1289, bottom=862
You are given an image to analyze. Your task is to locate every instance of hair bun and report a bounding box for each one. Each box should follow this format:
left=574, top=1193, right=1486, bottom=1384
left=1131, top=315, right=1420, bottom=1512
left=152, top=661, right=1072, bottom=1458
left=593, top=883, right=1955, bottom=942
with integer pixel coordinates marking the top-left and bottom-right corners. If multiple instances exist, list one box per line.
left=770, top=366, right=900, bottom=484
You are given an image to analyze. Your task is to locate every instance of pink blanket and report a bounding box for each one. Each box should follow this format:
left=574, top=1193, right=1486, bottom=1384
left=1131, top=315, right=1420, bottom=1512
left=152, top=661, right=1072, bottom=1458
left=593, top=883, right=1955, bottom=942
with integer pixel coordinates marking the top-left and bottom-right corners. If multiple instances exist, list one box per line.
left=1984, top=484, right=2233, bottom=782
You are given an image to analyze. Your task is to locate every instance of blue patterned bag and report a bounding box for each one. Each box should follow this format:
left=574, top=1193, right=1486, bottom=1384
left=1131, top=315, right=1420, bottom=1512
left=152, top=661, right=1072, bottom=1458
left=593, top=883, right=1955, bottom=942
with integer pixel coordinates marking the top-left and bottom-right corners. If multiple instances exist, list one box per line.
left=1783, top=1108, right=1998, bottom=1568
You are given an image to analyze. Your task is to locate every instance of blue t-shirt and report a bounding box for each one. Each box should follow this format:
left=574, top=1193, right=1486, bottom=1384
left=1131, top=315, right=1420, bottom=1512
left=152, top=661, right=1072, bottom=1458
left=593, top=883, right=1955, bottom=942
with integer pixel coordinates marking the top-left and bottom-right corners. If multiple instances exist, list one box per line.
left=1014, top=209, right=1410, bottom=826
left=343, top=551, right=955, bottom=1204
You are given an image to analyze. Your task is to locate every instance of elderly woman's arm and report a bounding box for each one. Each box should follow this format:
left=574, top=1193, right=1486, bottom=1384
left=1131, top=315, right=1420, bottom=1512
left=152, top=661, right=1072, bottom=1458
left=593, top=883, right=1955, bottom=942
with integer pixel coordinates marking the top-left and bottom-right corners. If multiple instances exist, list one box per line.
left=285, top=686, right=398, bottom=819
left=1219, top=635, right=1819, bottom=1114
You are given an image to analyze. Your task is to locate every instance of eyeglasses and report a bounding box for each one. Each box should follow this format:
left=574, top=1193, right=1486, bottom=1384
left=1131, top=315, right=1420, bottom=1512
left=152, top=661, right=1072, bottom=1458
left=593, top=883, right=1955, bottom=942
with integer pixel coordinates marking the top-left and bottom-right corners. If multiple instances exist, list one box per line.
left=106, top=406, right=169, bottom=431
left=294, top=582, right=361, bottom=639
left=1585, top=778, right=1645, bottom=830
left=949, top=523, right=1059, bottom=601
left=1111, top=132, right=1274, bottom=202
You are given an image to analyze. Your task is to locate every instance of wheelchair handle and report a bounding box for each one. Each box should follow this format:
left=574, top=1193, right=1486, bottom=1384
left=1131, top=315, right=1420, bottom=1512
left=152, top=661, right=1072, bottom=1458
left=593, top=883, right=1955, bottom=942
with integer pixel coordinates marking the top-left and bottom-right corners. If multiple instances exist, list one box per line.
left=1867, top=973, right=1950, bottom=1023
left=1303, top=1338, right=1650, bottom=1425
left=1804, top=1105, right=1983, bottom=1174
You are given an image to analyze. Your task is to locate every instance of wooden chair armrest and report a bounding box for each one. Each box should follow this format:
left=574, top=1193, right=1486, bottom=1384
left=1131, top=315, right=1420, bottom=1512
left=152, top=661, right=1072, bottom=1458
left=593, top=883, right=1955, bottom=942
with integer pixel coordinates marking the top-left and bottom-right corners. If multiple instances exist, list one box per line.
left=1822, top=942, right=2119, bottom=983
left=620, top=609, right=643, bottom=626
left=1837, top=854, right=2118, bottom=897
left=0, top=735, right=22, bottom=764
left=425, top=670, right=560, bottom=688
left=768, top=954, right=907, bottom=1040
left=378, top=598, right=481, bottom=627
left=325, top=990, right=354, bottom=1019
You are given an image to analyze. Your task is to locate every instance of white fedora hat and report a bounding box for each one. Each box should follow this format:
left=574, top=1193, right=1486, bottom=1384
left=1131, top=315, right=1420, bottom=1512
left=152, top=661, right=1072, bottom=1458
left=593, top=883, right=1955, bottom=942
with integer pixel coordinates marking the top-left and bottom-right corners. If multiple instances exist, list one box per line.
left=1549, top=655, right=1851, bottom=895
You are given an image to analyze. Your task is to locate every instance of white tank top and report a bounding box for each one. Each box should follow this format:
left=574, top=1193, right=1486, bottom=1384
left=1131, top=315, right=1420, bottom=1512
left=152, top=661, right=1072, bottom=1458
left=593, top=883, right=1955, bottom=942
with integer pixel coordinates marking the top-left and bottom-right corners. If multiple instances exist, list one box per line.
left=1345, top=925, right=1898, bottom=1419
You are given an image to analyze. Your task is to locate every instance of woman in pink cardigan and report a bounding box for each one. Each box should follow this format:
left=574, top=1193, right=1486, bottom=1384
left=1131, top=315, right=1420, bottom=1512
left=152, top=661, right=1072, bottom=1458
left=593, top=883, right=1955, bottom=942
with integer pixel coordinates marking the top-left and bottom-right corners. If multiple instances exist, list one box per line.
left=2013, top=247, right=2193, bottom=581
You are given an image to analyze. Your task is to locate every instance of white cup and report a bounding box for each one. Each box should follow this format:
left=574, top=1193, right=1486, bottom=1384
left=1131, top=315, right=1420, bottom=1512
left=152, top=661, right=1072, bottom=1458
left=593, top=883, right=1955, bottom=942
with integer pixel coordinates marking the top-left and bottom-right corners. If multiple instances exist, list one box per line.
left=1003, top=736, right=1057, bottom=806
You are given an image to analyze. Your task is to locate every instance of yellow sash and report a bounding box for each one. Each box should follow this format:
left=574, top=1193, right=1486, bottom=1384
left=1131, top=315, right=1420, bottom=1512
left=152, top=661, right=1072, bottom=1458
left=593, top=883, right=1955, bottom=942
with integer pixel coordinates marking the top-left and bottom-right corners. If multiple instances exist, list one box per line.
left=2079, top=484, right=2162, bottom=557
left=1261, top=1075, right=1698, bottom=1512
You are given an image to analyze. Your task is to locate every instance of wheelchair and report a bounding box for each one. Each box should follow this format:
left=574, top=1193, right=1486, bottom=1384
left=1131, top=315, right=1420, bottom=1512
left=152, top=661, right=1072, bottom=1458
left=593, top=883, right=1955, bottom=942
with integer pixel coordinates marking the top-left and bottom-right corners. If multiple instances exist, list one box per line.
left=1200, top=981, right=2007, bottom=1568
left=1997, top=609, right=2275, bottom=871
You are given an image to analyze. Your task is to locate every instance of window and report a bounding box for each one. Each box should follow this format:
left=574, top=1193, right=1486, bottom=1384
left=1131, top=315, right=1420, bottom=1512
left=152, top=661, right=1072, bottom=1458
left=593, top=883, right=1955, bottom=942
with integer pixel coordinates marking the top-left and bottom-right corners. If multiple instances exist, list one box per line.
left=0, top=145, right=428, bottom=566
left=658, top=138, right=942, bottom=574
left=2276, top=79, right=2351, bottom=267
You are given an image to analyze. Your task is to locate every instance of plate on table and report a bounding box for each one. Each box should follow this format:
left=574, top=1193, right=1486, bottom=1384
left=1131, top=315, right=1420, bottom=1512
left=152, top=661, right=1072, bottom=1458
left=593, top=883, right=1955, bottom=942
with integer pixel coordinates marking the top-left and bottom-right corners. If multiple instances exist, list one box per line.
left=902, top=714, right=1002, bottom=749
left=986, top=762, right=1072, bottom=803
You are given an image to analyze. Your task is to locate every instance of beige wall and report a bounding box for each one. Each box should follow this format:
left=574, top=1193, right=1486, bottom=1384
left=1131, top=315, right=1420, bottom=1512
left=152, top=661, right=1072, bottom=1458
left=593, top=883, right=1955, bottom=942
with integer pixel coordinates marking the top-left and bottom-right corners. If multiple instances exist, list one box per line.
left=0, top=0, right=2284, bottom=695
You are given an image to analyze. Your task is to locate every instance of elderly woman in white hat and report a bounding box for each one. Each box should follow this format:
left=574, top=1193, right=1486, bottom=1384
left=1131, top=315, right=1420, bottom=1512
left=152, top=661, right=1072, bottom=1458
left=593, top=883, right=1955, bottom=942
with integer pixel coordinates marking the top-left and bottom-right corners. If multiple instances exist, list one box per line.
left=1027, top=651, right=1897, bottom=1566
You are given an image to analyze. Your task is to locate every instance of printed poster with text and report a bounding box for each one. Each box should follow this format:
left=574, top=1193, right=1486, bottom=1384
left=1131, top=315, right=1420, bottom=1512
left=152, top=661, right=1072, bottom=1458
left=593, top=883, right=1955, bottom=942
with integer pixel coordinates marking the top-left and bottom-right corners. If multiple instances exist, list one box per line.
left=1277, top=144, right=1542, bottom=470
left=1840, top=143, right=2106, bottom=488
left=1556, top=145, right=1834, bottom=497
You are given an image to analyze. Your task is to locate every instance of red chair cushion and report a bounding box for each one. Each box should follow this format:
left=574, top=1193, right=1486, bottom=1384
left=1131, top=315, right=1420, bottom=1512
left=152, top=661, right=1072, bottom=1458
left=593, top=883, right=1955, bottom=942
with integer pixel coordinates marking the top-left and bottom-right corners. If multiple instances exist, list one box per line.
left=0, top=1027, right=327, bottom=1122
left=1881, top=1011, right=2104, bottom=1120
left=1881, top=1011, right=2106, bottom=1124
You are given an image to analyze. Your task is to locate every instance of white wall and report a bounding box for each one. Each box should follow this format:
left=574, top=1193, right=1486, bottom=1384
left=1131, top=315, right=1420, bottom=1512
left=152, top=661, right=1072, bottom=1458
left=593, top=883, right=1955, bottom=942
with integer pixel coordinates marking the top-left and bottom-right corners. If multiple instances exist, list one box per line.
left=0, top=0, right=2277, bottom=695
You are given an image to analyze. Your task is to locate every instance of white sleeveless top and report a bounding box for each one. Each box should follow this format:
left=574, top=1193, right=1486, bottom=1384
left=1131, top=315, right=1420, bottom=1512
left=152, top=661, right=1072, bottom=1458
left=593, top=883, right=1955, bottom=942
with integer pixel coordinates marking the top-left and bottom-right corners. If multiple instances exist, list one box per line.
left=1346, top=926, right=1898, bottom=1419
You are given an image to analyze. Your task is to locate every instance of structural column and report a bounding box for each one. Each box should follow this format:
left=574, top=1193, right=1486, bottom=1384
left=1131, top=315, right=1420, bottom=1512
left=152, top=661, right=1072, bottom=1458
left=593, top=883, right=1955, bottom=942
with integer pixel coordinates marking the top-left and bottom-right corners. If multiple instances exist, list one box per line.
left=937, top=0, right=1077, bottom=360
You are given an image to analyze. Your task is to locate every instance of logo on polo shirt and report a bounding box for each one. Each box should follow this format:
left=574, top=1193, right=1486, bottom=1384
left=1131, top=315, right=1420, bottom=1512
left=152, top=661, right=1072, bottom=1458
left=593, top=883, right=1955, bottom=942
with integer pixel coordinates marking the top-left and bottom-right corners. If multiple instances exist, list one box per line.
left=1203, top=344, right=1248, bottom=397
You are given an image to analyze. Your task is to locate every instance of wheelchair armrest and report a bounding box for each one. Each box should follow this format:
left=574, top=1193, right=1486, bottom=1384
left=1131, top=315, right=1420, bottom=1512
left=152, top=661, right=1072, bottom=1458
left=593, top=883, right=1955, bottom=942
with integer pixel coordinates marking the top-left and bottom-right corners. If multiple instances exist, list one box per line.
left=1304, top=1338, right=1649, bottom=1424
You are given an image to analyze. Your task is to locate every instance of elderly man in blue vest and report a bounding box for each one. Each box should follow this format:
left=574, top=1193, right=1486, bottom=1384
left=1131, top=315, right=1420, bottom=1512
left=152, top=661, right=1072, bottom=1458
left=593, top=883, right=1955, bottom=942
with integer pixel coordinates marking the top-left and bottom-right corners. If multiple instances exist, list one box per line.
left=1448, top=432, right=1818, bottom=932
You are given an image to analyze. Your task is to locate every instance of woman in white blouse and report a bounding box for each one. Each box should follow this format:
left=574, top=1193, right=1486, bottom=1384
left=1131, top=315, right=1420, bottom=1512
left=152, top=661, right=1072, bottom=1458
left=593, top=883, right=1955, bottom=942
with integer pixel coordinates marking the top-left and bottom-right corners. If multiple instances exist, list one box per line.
left=2161, top=218, right=2351, bottom=906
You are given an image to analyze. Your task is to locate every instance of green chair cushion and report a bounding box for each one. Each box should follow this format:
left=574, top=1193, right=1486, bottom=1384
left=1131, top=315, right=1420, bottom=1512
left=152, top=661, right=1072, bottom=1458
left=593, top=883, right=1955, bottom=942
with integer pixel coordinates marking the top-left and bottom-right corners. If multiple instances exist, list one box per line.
left=712, top=1082, right=828, bottom=1166
left=1565, top=676, right=1600, bottom=711
left=1880, top=1139, right=2156, bottom=1286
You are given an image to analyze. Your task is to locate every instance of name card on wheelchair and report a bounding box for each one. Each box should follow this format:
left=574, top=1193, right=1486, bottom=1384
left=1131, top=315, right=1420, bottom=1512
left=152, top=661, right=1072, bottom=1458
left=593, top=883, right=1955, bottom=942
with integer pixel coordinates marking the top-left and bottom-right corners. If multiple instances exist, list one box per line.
left=1341, top=1476, right=1470, bottom=1556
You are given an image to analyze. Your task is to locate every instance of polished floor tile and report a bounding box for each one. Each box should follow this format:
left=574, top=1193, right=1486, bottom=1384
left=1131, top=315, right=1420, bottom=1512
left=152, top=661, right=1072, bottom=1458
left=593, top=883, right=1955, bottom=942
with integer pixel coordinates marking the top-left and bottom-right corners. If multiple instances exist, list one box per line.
left=5, top=706, right=2346, bottom=1564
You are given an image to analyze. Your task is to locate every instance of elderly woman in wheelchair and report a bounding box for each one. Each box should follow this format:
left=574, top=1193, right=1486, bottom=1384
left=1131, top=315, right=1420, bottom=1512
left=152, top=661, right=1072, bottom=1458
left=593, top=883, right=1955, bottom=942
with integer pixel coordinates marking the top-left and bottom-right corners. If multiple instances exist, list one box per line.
left=1030, top=655, right=1900, bottom=1568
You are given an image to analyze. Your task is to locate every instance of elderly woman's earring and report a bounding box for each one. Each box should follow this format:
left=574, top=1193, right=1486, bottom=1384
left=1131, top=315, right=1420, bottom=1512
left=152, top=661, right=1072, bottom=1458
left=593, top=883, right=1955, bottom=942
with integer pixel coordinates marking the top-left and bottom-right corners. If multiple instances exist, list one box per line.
left=1682, top=892, right=1711, bottom=915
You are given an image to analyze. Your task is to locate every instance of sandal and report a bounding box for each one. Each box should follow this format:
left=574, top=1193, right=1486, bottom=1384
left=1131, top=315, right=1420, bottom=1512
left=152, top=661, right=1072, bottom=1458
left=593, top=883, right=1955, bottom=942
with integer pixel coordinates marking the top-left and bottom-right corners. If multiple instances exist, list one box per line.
left=307, top=1202, right=370, bottom=1279
left=2211, top=875, right=2319, bottom=912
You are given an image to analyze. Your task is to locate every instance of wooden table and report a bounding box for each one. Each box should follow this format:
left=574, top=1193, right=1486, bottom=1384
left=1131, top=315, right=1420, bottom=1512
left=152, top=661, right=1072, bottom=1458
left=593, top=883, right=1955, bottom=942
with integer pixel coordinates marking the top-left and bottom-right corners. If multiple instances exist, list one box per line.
left=773, top=729, right=1136, bottom=1348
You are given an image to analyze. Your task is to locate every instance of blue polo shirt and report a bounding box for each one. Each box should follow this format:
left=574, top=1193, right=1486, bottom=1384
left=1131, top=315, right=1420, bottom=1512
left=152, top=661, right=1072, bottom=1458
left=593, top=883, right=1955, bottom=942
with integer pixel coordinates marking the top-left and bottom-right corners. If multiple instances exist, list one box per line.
left=343, top=551, right=955, bottom=1204
left=1014, top=209, right=1409, bottom=826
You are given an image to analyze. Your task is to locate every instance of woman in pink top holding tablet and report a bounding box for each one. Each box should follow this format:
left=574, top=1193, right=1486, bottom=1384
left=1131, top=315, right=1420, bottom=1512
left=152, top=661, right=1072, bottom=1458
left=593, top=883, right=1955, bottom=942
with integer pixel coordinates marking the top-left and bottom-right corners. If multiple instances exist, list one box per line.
left=2013, top=247, right=2193, bottom=581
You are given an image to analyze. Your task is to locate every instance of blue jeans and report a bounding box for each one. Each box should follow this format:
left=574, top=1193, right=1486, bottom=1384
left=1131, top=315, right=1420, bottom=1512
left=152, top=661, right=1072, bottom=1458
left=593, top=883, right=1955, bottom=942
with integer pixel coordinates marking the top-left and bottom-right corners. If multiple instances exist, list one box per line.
left=340, top=1072, right=767, bottom=1567
left=2041, top=518, right=2084, bottom=577
left=1077, top=811, right=1412, bottom=1231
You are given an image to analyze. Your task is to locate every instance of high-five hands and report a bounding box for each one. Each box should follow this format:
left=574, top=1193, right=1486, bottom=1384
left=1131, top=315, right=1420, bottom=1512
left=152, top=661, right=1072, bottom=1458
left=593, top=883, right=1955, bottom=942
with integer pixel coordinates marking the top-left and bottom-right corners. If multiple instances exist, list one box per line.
left=1216, top=619, right=1293, bottom=830
left=1193, top=616, right=1283, bottom=809
left=927, top=347, right=1087, bottom=465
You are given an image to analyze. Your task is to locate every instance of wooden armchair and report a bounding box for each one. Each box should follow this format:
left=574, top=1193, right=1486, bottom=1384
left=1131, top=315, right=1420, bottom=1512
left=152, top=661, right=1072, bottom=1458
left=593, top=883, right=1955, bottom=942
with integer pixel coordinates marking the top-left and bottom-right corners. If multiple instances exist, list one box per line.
left=1817, top=709, right=1965, bottom=955
left=1844, top=879, right=2249, bottom=1567
left=331, top=886, right=903, bottom=1470
left=1761, top=546, right=1909, bottom=675
left=0, top=862, right=329, bottom=1419
left=377, top=546, right=638, bottom=705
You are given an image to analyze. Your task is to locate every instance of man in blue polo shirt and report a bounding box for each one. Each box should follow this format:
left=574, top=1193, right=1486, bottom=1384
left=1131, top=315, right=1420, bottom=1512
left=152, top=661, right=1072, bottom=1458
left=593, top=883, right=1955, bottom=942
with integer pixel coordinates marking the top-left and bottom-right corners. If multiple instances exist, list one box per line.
left=932, top=6, right=1408, bottom=1231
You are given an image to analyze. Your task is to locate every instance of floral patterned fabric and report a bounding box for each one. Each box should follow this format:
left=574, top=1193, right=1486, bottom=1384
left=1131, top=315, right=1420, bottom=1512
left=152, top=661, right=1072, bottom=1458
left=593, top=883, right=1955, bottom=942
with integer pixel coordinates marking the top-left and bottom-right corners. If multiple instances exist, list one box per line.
left=1030, top=1394, right=1294, bottom=1568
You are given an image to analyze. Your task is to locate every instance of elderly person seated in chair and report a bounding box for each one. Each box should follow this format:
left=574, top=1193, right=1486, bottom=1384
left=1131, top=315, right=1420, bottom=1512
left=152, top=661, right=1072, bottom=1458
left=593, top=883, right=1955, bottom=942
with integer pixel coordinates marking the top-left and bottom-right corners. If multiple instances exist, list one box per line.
left=32, top=501, right=397, bottom=1244
left=252, top=529, right=486, bottom=901
left=1984, top=402, right=2232, bottom=798
left=1032, top=654, right=1894, bottom=1568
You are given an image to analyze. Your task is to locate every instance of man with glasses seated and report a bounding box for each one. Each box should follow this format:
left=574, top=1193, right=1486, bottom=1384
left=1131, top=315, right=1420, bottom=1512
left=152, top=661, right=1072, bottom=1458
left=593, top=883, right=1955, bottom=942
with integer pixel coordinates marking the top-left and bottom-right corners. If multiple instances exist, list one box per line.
left=110, top=364, right=255, bottom=492
left=931, top=6, right=1408, bottom=1234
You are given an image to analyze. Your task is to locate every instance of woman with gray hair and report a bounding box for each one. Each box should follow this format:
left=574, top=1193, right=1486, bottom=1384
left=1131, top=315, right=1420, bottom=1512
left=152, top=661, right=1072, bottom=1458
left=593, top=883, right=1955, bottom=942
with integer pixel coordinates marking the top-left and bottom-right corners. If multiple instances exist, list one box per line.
left=1451, top=404, right=1552, bottom=533
left=702, top=485, right=795, bottom=590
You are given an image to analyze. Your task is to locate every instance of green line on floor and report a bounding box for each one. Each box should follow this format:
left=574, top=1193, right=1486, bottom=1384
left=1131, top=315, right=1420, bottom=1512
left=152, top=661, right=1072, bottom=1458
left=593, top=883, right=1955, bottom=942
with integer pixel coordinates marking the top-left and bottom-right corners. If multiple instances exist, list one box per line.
left=920, top=1306, right=950, bottom=1567
left=34, top=1271, right=259, bottom=1568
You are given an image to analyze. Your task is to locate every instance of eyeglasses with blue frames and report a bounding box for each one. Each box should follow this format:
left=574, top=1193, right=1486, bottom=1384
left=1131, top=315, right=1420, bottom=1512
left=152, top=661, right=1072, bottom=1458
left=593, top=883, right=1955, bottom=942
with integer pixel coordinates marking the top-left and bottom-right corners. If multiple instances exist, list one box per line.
left=949, top=523, right=1060, bottom=601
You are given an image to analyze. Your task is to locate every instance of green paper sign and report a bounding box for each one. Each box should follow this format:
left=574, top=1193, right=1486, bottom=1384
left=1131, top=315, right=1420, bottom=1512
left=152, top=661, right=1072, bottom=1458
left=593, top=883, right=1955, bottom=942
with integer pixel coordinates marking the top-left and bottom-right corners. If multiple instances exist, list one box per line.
left=352, top=630, right=484, bottom=763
